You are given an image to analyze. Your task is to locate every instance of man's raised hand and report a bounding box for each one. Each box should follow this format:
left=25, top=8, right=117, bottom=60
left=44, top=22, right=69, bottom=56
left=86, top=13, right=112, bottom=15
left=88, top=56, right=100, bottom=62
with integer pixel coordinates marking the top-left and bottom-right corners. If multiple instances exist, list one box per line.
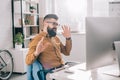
left=62, top=25, right=71, bottom=38
left=34, top=37, right=48, bottom=56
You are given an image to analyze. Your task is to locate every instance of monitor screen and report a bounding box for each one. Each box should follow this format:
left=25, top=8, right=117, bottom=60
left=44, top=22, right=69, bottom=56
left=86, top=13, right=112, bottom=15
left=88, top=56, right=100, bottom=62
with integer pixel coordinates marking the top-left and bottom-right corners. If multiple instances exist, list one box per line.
left=86, top=17, right=120, bottom=70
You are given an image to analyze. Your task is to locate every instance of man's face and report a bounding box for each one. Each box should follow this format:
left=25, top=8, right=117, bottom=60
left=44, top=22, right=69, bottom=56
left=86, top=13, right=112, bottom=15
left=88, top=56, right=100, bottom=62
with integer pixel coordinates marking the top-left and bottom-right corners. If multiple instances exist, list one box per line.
left=43, top=18, right=59, bottom=32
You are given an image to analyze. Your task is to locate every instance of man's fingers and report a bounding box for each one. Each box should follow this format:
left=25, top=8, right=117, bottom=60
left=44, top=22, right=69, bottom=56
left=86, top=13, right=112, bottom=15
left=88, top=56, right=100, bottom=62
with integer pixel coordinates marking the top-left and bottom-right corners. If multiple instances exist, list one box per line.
left=67, top=26, right=70, bottom=32
left=44, top=23, right=49, bottom=28
left=38, top=37, right=44, bottom=44
left=41, top=43, right=49, bottom=50
left=41, top=37, right=44, bottom=42
left=62, top=25, right=65, bottom=31
left=39, top=37, right=44, bottom=43
left=62, top=25, right=70, bottom=31
left=65, top=25, right=70, bottom=30
left=44, top=43, right=49, bottom=48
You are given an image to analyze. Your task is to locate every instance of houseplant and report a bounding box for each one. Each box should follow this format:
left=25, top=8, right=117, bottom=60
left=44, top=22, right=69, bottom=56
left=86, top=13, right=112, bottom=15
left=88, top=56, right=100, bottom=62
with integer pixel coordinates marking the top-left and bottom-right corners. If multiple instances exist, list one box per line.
left=14, top=32, right=24, bottom=49
left=30, top=6, right=36, bottom=13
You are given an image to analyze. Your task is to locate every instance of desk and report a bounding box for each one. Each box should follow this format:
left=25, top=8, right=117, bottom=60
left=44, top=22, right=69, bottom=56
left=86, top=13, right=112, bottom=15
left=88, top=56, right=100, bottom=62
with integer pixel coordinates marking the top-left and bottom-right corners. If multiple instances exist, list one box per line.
left=47, top=64, right=92, bottom=80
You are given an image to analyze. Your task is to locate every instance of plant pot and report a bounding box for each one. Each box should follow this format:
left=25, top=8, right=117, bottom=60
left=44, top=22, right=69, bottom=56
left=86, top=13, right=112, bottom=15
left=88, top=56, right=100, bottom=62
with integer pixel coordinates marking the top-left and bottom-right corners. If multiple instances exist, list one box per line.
left=15, top=44, right=22, bottom=50
left=30, top=10, right=34, bottom=13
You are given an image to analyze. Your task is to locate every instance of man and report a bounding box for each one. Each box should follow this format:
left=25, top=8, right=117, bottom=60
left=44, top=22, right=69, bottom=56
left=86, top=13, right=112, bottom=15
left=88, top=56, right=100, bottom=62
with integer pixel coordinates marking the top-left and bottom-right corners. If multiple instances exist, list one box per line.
left=26, top=14, right=72, bottom=80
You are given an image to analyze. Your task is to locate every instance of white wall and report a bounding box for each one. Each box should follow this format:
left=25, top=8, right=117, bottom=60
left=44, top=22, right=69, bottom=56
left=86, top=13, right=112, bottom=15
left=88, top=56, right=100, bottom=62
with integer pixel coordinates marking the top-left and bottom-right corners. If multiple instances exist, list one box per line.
left=93, top=0, right=109, bottom=16
left=39, top=0, right=46, bottom=17
left=0, top=0, right=12, bottom=50
left=54, top=0, right=87, bottom=33
left=87, top=0, right=93, bottom=16
left=0, top=0, right=48, bottom=49
left=39, top=0, right=55, bottom=17
left=87, top=0, right=110, bottom=17
left=0, top=0, right=50, bottom=50
left=58, top=34, right=86, bottom=63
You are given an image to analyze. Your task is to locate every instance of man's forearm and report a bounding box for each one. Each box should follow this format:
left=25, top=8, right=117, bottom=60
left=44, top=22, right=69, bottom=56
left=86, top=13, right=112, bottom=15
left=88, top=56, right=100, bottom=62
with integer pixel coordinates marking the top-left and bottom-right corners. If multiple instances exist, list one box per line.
left=65, top=39, right=72, bottom=55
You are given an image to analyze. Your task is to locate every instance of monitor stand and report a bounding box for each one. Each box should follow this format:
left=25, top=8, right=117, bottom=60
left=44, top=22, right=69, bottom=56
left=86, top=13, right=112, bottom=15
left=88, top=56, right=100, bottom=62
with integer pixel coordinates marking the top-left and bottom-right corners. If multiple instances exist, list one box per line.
left=98, top=63, right=120, bottom=77
left=77, top=62, right=87, bottom=71
left=99, top=41, right=120, bottom=77
left=77, top=41, right=120, bottom=76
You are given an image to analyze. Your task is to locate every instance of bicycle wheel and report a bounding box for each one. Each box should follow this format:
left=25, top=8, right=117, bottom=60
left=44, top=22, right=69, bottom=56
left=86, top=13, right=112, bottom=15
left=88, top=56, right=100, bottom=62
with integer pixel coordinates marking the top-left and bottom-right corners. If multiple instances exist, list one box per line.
left=0, top=50, right=14, bottom=80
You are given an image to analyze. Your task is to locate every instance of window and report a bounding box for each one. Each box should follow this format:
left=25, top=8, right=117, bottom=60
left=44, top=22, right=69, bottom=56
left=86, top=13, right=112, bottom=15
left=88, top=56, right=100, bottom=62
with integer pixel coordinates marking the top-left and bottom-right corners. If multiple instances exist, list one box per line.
left=54, top=0, right=87, bottom=33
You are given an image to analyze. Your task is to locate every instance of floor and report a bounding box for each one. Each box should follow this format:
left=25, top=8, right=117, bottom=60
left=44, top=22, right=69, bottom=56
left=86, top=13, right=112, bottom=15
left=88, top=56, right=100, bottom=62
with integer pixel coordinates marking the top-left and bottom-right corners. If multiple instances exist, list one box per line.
left=9, top=64, right=120, bottom=80
left=10, top=73, right=26, bottom=80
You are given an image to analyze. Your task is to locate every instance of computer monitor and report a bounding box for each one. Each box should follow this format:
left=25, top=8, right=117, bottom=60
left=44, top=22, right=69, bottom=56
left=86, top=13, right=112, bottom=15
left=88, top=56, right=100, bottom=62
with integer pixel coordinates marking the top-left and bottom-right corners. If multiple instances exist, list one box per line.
left=85, top=17, right=120, bottom=70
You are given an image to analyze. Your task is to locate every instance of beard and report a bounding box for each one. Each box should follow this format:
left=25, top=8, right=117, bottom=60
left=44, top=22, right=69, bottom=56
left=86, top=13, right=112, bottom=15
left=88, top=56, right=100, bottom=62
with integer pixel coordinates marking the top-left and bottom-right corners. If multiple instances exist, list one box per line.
left=47, top=27, right=57, bottom=37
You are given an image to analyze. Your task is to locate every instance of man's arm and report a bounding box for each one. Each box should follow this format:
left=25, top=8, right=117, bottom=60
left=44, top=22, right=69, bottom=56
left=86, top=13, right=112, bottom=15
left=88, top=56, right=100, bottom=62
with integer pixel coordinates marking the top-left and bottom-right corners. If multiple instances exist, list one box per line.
left=25, top=32, right=47, bottom=65
left=26, top=46, right=37, bottom=65
left=60, top=38, right=72, bottom=56
left=60, top=25, right=72, bottom=55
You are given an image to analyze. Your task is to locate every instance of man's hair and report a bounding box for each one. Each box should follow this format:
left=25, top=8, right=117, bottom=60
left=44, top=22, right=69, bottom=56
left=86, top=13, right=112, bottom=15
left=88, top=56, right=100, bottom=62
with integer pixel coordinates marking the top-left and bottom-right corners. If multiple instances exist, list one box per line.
left=43, top=14, right=58, bottom=21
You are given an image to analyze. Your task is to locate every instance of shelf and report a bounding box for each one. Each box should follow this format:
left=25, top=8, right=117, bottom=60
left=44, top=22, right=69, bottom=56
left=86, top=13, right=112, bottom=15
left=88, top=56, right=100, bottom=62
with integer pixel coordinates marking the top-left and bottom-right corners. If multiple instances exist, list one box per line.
left=14, top=0, right=39, bottom=4
left=25, top=34, right=38, bottom=40
left=26, top=1, right=39, bottom=4
left=15, top=12, right=39, bottom=15
left=12, top=0, right=40, bottom=48
left=24, top=25, right=39, bottom=27
left=11, top=48, right=29, bottom=51
left=15, top=25, right=39, bottom=28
